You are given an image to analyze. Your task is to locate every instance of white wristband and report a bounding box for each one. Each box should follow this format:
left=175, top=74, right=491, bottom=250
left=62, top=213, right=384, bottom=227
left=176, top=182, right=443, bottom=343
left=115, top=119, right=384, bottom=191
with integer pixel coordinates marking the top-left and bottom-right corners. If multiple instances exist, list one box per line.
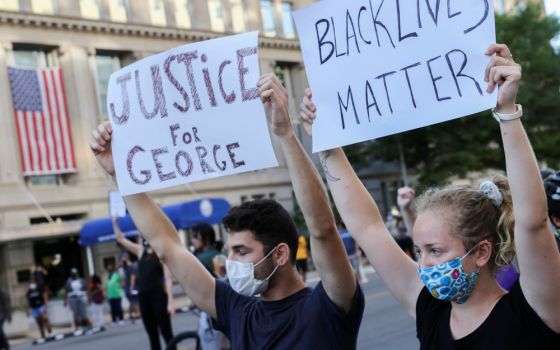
left=492, top=104, right=523, bottom=122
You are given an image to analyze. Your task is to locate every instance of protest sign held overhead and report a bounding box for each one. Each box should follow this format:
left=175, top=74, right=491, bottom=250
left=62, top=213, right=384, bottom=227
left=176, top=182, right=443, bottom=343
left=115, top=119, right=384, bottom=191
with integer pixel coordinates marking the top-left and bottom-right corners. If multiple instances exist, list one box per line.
left=293, top=0, right=498, bottom=152
left=109, top=191, right=126, bottom=217
left=107, top=32, right=278, bottom=196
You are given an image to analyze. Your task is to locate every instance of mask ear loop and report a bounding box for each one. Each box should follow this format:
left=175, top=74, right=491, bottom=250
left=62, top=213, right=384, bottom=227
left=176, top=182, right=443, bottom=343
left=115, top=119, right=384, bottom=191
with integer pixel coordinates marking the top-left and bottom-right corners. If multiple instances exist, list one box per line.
left=262, top=264, right=280, bottom=282
left=254, top=245, right=279, bottom=267
left=254, top=246, right=281, bottom=282
left=460, top=241, right=490, bottom=274
left=460, top=244, right=479, bottom=261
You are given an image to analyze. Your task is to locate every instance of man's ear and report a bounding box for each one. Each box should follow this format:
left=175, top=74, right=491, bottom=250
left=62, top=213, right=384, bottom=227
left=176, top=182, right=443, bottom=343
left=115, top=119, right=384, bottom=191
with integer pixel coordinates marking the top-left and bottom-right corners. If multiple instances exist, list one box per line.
left=274, top=243, right=291, bottom=266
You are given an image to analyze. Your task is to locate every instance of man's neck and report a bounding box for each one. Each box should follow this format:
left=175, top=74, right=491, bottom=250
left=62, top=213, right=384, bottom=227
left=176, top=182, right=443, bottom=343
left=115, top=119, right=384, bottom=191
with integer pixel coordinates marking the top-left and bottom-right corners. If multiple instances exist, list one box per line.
left=260, top=268, right=306, bottom=302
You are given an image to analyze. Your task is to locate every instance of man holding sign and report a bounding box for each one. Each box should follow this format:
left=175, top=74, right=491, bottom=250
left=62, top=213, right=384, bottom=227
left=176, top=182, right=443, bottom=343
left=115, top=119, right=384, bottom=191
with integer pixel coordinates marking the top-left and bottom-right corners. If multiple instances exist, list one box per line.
left=91, top=67, right=364, bottom=349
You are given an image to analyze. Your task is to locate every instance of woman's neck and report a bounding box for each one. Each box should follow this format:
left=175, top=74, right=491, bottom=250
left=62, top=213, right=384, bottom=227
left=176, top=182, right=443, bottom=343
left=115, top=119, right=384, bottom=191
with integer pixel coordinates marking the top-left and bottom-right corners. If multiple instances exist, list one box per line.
left=449, top=270, right=506, bottom=336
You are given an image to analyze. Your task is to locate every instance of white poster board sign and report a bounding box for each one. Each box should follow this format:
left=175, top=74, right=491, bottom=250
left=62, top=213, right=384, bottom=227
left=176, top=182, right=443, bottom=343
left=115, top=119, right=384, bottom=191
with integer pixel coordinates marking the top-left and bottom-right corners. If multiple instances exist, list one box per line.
left=107, top=32, right=278, bottom=195
left=109, top=191, right=127, bottom=217
left=293, top=0, right=497, bottom=152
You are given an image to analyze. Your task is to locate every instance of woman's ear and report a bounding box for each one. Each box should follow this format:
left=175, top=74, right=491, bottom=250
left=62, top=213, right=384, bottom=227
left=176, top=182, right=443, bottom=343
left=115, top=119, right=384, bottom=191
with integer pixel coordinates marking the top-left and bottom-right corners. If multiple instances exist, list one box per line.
left=475, top=240, right=493, bottom=267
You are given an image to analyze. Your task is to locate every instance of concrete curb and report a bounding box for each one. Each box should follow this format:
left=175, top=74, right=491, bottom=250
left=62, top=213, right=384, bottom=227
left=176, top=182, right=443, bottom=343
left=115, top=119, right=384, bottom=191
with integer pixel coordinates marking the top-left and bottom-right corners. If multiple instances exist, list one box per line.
left=31, top=326, right=106, bottom=346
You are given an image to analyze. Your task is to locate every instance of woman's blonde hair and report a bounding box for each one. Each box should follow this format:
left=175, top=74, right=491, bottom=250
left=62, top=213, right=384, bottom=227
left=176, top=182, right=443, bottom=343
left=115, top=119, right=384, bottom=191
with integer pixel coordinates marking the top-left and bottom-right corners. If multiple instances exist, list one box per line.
left=416, top=175, right=515, bottom=273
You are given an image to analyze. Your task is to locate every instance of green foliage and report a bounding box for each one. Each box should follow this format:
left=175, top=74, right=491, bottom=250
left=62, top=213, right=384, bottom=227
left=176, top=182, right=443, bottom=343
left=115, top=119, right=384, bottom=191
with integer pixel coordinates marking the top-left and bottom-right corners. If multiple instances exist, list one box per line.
left=352, top=5, right=560, bottom=188
left=292, top=195, right=307, bottom=230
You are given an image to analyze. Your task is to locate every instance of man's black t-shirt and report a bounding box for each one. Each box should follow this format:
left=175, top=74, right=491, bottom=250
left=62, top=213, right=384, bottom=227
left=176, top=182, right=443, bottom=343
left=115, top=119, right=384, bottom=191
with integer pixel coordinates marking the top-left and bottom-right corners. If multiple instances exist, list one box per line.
left=26, top=290, right=44, bottom=309
left=416, top=280, right=560, bottom=349
left=213, top=280, right=365, bottom=350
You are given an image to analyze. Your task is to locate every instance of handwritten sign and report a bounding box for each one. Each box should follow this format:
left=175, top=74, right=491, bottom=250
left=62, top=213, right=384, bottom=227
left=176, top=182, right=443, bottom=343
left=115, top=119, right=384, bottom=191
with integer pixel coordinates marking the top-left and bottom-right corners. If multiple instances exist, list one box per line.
left=293, top=0, right=497, bottom=152
left=109, top=191, right=126, bottom=217
left=107, top=32, right=278, bottom=195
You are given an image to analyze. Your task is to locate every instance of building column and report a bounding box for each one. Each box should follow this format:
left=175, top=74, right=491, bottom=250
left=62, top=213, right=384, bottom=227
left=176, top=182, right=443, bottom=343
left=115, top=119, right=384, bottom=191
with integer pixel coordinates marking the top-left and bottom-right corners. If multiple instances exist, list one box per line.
left=0, top=244, right=9, bottom=289
left=191, top=0, right=212, bottom=31
left=273, top=0, right=285, bottom=37
left=294, top=0, right=315, bottom=10
left=0, top=43, right=23, bottom=184
left=130, top=0, right=152, bottom=25
left=259, top=59, right=287, bottom=167
left=164, top=0, right=177, bottom=28
left=5, top=240, right=34, bottom=305
left=57, top=45, right=103, bottom=182
left=245, top=0, right=262, bottom=32
left=57, top=0, right=81, bottom=17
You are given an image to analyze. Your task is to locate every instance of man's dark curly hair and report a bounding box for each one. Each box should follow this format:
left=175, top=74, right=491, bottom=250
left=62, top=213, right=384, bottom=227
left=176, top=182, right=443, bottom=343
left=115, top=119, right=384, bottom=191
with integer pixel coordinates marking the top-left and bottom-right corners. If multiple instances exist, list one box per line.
left=222, top=199, right=299, bottom=264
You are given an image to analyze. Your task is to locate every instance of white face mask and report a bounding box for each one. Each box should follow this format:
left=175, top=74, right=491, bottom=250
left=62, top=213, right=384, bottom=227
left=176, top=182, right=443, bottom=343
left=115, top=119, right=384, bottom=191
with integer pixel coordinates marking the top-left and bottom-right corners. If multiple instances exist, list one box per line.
left=226, top=246, right=280, bottom=296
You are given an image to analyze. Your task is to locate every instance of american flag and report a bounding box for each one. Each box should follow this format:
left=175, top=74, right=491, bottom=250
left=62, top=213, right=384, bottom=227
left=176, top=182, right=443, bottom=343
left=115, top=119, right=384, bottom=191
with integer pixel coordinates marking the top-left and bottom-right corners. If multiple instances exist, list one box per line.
left=8, top=67, right=76, bottom=175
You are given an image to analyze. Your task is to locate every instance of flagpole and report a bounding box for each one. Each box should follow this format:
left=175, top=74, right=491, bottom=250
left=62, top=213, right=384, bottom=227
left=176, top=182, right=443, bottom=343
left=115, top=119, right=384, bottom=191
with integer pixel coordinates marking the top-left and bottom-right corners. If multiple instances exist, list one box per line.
left=19, top=183, right=54, bottom=223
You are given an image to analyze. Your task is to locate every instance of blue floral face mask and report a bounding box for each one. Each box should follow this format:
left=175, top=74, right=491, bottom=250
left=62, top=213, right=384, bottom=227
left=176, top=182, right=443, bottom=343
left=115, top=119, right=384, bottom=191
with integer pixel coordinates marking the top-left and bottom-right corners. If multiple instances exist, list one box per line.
left=418, top=245, right=480, bottom=304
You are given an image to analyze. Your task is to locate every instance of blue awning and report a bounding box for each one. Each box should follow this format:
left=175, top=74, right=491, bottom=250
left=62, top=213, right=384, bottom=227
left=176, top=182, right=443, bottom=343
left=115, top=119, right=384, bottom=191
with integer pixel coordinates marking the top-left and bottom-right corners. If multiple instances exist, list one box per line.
left=79, top=198, right=231, bottom=246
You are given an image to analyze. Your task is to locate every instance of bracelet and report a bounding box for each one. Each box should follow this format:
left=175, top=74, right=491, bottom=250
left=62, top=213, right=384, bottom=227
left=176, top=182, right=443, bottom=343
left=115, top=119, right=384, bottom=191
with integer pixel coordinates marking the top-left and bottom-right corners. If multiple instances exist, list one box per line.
left=492, top=104, right=523, bottom=122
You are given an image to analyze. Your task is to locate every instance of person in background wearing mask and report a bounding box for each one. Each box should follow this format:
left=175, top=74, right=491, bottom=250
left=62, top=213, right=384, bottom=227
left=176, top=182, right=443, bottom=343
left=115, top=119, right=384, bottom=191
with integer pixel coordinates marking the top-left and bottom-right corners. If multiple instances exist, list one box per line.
left=544, top=171, right=560, bottom=249
left=191, top=223, right=221, bottom=277
left=299, top=44, right=560, bottom=348
left=26, top=277, right=52, bottom=338
left=0, top=287, right=11, bottom=350
left=113, top=220, right=175, bottom=350
left=190, top=223, right=230, bottom=350
left=338, top=222, right=362, bottom=283
left=92, top=73, right=364, bottom=349
left=64, top=268, right=89, bottom=329
left=88, top=274, right=105, bottom=328
left=295, top=234, right=309, bottom=282
left=105, top=263, right=124, bottom=325
left=119, top=252, right=140, bottom=320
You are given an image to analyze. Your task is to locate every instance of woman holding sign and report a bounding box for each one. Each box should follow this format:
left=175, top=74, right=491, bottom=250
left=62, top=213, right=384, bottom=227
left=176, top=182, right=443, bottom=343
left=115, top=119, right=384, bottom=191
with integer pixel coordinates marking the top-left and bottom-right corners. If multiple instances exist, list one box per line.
left=299, top=43, right=560, bottom=348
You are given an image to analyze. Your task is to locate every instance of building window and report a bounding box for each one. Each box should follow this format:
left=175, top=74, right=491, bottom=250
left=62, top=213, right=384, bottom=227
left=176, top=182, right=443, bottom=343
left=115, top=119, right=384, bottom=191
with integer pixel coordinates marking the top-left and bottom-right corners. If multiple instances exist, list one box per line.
left=93, top=54, right=121, bottom=116
left=149, top=0, right=167, bottom=26
left=109, top=0, right=128, bottom=23
left=230, top=0, right=246, bottom=33
left=31, top=0, right=57, bottom=15
left=274, top=62, right=299, bottom=121
left=208, top=0, right=227, bottom=32
left=281, top=2, right=295, bottom=38
left=174, top=0, right=192, bottom=29
left=11, top=47, right=65, bottom=186
left=80, top=0, right=101, bottom=20
left=260, top=0, right=277, bottom=37
left=0, top=0, right=19, bottom=11
left=12, top=49, right=53, bottom=68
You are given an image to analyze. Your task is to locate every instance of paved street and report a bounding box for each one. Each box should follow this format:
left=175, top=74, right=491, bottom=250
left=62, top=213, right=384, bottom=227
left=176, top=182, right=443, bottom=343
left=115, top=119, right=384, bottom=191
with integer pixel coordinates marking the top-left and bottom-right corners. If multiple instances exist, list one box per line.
left=12, top=271, right=418, bottom=350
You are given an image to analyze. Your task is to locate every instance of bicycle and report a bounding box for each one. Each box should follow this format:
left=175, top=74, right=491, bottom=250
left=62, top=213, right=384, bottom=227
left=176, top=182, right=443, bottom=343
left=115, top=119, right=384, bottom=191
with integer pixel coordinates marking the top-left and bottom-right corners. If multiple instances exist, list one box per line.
left=166, top=305, right=201, bottom=350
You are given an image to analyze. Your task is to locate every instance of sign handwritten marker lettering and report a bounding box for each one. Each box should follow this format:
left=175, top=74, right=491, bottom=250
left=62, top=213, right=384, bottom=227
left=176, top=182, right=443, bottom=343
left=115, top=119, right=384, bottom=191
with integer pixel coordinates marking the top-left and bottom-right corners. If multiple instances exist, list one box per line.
left=107, top=32, right=278, bottom=195
left=293, top=0, right=497, bottom=152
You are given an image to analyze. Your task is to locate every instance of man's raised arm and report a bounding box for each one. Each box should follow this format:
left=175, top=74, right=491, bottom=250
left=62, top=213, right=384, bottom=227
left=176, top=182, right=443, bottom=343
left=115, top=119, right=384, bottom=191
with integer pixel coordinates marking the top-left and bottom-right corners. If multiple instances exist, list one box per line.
left=90, top=122, right=217, bottom=318
left=257, top=74, right=357, bottom=313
